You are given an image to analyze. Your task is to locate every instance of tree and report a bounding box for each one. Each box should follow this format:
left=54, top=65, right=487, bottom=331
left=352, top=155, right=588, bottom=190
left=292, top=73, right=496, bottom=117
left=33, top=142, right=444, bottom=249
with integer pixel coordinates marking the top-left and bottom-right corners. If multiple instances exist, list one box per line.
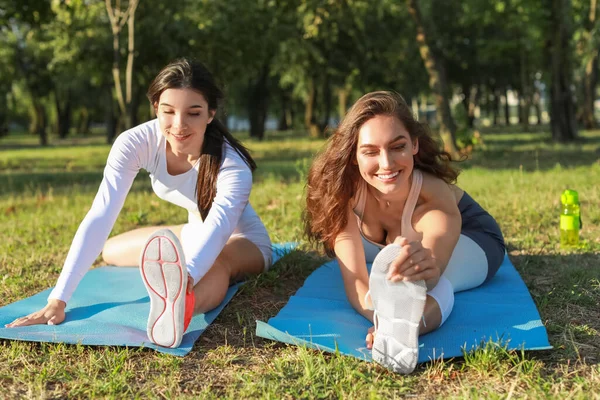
left=406, top=0, right=459, bottom=157
left=575, top=0, right=599, bottom=129
left=545, top=0, right=579, bottom=141
left=1, top=0, right=54, bottom=144
left=105, top=0, right=139, bottom=141
left=0, top=26, right=16, bottom=136
left=47, top=0, right=112, bottom=139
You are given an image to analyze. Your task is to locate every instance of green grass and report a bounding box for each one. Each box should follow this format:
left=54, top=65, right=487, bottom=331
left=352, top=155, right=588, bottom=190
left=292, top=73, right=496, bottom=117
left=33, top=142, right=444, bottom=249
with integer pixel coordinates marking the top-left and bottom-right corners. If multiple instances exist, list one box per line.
left=1, top=128, right=599, bottom=398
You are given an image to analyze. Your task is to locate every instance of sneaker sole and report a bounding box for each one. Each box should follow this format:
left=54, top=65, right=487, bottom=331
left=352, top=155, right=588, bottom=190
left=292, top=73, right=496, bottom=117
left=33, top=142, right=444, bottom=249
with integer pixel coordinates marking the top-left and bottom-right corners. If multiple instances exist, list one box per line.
left=140, top=229, right=187, bottom=348
left=369, top=244, right=427, bottom=374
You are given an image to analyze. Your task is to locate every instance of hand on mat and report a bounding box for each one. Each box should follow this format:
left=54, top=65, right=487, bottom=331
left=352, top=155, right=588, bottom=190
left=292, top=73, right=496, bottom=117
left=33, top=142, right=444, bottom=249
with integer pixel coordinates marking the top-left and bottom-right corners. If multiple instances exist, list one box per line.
left=388, top=237, right=440, bottom=284
left=365, top=326, right=376, bottom=349
left=5, top=299, right=66, bottom=327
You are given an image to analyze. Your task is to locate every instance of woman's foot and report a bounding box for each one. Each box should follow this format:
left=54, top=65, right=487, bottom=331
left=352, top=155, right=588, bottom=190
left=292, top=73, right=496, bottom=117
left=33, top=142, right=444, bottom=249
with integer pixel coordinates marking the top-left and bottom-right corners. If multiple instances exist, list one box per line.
left=139, top=228, right=193, bottom=348
left=369, top=244, right=427, bottom=374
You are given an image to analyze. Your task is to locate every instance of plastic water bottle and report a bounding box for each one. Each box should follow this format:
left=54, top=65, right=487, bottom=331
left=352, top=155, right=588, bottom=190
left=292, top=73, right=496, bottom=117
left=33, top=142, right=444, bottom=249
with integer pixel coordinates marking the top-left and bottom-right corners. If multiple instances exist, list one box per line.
left=560, top=189, right=580, bottom=248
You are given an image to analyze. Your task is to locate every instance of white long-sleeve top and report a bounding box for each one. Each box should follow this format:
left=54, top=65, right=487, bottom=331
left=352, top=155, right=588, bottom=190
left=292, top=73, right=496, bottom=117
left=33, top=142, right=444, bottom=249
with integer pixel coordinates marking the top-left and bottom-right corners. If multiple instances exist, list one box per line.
left=48, top=119, right=262, bottom=303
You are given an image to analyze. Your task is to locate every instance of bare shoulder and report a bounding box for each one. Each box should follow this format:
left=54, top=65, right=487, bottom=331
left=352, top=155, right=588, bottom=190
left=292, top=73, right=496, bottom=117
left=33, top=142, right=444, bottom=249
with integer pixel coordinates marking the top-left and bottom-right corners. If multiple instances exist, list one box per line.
left=414, top=171, right=461, bottom=219
left=419, top=171, right=456, bottom=201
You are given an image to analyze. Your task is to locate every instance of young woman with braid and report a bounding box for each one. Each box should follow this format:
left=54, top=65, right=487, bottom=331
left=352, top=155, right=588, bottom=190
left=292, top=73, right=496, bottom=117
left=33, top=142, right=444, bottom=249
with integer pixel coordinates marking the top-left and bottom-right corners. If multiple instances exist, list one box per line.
left=7, top=58, right=272, bottom=349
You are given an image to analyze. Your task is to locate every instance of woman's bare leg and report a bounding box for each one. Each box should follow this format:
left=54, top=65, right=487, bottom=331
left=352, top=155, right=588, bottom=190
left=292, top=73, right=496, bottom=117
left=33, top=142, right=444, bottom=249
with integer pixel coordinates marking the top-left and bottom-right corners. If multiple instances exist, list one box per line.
left=191, top=236, right=264, bottom=314
left=419, top=296, right=442, bottom=335
left=103, top=227, right=265, bottom=314
left=102, top=225, right=184, bottom=266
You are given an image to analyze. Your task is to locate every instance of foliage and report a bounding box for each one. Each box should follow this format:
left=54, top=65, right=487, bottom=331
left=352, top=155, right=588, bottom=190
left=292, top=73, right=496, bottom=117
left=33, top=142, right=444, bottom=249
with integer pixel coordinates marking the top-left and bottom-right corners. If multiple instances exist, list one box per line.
left=0, top=0, right=597, bottom=144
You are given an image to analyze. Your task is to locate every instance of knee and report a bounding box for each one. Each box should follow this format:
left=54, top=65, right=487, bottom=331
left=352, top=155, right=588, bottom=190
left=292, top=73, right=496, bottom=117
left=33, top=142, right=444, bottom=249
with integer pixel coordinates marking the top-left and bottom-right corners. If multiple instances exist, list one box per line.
left=102, top=238, right=118, bottom=265
left=427, top=276, right=455, bottom=326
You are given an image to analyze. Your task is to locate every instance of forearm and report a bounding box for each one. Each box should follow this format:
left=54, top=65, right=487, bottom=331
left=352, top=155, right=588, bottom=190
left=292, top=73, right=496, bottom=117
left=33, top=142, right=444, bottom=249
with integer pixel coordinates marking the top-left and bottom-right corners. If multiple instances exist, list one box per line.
left=344, top=276, right=374, bottom=323
left=49, top=167, right=135, bottom=303
left=49, top=208, right=117, bottom=302
left=425, top=275, right=441, bottom=291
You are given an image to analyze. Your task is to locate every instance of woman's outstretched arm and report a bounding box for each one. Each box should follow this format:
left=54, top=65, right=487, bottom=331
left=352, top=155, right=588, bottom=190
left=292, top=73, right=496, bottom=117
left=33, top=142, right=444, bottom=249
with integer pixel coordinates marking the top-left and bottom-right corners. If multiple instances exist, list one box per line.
left=6, top=131, right=143, bottom=327
left=334, top=206, right=373, bottom=322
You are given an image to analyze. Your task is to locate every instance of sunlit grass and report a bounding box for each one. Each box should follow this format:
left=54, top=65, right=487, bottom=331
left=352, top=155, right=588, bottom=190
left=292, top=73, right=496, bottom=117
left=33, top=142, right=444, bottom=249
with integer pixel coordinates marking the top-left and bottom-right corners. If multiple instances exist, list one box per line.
left=0, top=128, right=599, bottom=398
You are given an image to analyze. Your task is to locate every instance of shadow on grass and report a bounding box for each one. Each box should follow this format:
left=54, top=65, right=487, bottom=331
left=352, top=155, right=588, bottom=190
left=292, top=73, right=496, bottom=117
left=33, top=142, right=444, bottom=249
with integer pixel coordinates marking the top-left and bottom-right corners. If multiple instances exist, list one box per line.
left=0, top=170, right=153, bottom=196
left=0, top=141, right=109, bottom=151
left=481, top=130, right=600, bottom=147
left=0, top=162, right=307, bottom=197
left=200, top=249, right=327, bottom=351
left=464, top=148, right=600, bottom=171
left=479, top=123, right=550, bottom=134
left=460, top=129, right=600, bottom=171
left=509, top=251, right=600, bottom=365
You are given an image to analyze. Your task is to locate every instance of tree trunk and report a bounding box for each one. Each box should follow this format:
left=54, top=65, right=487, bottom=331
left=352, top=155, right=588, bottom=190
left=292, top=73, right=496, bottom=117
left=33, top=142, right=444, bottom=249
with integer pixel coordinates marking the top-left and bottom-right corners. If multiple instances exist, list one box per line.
left=517, top=92, right=523, bottom=125
left=277, top=90, right=290, bottom=131
left=130, top=88, right=140, bottom=128
left=411, top=98, right=420, bottom=121
left=492, top=91, right=499, bottom=126
left=55, top=91, right=72, bottom=139
left=581, top=50, right=599, bottom=129
left=519, top=93, right=531, bottom=130
left=519, top=46, right=532, bottom=131
left=406, top=0, right=459, bottom=157
left=461, top=84, right=479, bottom=128
left=248, top=63, right=270, bottom=140
left=533, top=89, right=543, bottom=125
left=77, top=107, right=90, bottom=135
left=319, top=74, right=332, bottom=134
left=504, top=89, right=510, bottom=125
left=105, top=0, right=139, bottom=133
left=106, top=88, right=118, bottom=143
left=580, top=0, right=598, bottom=129
left=124, top=1, right=136, bottom=129
left=0, top=87, right=9, bottom=137
left=304, top=77, right=321, bottom=138
left=461, top=83, right=470, bottom=125
left=338, top=86, right=350, bottom=121
left=33, top=100, right=48, bottom=146
left=546, top=0, right=578, bottom=142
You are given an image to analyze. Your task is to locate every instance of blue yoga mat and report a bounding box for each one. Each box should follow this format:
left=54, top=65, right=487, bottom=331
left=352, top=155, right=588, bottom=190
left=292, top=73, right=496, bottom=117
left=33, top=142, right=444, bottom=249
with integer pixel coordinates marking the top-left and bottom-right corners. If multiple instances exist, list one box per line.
left=0, top=243, right=295, bottom=356
left=256, top=254, right=552, bottom=363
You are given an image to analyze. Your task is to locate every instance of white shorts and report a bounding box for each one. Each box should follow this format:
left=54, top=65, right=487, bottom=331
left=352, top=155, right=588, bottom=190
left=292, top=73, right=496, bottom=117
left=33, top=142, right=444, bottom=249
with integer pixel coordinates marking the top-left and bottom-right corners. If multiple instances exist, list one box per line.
left=228, top=224, right=273, bottom=272
left=184, top=210, right=272, bottom=273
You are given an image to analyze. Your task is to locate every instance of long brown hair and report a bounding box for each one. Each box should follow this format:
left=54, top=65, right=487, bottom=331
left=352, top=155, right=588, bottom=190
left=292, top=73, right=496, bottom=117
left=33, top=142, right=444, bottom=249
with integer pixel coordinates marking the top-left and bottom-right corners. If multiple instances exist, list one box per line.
left=304, top=91, right=459, bottom=256
left=147, top=58, right=256, bottom=220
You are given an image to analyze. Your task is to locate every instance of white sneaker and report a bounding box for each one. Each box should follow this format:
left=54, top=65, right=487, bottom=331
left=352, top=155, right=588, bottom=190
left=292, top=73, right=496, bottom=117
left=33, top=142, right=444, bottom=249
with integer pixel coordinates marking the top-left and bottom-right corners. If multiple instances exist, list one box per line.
left=139, top=228, right=188, bottom=348
left=368, top=244, right=427, bottom=374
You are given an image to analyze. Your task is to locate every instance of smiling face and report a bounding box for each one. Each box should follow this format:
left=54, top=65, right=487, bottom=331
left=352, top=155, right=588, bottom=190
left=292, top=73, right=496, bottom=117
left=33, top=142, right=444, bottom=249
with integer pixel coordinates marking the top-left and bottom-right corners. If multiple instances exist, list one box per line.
left=155, top=88, right=215, bottom=158
left=356, top=115, right=419, bottom=197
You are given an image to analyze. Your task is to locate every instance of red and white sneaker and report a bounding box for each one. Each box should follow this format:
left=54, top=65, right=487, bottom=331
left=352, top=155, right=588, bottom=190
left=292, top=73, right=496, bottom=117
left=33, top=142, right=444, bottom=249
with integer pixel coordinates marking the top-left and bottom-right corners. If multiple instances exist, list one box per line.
left=140, top=229, right=195, bottom=348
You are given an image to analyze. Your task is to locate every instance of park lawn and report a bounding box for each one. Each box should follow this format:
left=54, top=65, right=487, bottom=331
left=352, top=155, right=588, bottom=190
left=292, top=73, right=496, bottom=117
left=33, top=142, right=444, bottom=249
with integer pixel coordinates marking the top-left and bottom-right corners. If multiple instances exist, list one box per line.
left=0, top=128, right=599, bottom=399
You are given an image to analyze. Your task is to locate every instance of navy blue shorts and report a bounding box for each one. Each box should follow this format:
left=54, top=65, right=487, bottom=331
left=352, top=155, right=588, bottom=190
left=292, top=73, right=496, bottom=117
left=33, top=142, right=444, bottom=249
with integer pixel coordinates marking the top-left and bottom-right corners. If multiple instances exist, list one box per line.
left=458, top=192, right=506, bottom=282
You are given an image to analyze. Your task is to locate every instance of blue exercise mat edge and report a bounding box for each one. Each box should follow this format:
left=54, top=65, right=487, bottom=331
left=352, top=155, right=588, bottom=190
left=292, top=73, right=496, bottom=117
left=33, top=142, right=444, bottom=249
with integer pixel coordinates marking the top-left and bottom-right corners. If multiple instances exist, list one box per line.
left=0, top=243, right=298, bottom=356
left=256, top=254, right=552, bottom=364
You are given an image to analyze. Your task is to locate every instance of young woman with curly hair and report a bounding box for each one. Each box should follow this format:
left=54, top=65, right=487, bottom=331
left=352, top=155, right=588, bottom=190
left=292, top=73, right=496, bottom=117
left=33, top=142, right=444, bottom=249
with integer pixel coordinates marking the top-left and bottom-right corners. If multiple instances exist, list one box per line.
left=304, top=91, right=505, bottom=374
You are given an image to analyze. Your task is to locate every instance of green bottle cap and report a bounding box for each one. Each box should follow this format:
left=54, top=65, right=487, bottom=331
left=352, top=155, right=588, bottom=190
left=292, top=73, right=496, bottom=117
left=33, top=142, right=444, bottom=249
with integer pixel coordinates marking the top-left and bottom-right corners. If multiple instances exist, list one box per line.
left=561, top=189, right=579, bottom=205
